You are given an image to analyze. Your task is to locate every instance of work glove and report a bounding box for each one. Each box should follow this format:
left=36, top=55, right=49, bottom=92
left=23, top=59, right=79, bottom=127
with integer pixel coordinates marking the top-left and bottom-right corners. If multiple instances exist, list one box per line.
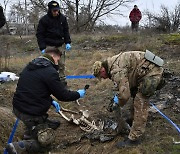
left=65, top=43, right=71, bottom=51
left=41, top=49, right=45, bottom=54
left=107, top=95, right=119, bottom=112
left=52, top=100, right=61, bottom=112
left=77, top=89, right=86, bottom=98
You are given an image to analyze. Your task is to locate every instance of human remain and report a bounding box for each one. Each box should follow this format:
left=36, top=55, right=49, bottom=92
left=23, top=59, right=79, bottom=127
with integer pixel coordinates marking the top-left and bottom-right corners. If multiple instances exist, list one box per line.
left=129, top=5, right=142, bottom=32
left=0, top=5, right=6, bottom=28
left=6, top=47, right=86, bottom=153
left=93, top=50, right=164, bottom=148
left=36, top=1, right=71, bottom=86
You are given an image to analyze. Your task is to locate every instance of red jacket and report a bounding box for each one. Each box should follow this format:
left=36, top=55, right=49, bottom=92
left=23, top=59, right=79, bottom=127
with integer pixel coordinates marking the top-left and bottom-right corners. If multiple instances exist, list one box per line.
left=129, top=8, right=142, bottom=22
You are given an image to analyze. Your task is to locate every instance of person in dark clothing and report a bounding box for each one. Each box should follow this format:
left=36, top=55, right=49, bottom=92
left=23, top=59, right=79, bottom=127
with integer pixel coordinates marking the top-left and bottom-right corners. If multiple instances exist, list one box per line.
left=0, top=5, right=6, bottom=28
left=6, top=47, right=86, bottom=154
left=36, top=1, right=71, bottom=86
left=129, top=5, right=142, bottom=32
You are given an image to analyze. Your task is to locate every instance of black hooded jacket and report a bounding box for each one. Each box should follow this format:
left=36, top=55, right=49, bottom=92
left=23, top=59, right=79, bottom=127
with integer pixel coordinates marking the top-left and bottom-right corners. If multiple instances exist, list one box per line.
left=36, top=9, right=71, bottom=51
left=0, top=6, right=5, bottom=28
left=13, top=56, right=80, bottom=116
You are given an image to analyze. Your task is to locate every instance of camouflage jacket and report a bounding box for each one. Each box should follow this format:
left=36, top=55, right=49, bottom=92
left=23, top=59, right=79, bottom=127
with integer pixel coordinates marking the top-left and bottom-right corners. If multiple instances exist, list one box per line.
left=106, top=51, right=163, bottom=106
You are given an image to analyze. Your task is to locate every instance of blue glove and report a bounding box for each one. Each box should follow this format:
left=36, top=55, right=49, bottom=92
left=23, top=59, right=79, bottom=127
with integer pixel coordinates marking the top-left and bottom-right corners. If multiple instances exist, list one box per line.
left=77, top=89, right=86, bottom=98
left=113, top=95, right=119, bottom=104
left=41, top=49, right=45, bottom=54
left=52, top=100, right=61, bottom=112
left=65, top=43, right=71, bottom=51
left=107, top=95, right=119, bottom=112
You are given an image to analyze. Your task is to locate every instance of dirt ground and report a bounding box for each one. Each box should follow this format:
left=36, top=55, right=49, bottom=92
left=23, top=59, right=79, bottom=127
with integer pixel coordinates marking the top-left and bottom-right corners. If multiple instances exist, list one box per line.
left=0, top=33, right=180, bottom=154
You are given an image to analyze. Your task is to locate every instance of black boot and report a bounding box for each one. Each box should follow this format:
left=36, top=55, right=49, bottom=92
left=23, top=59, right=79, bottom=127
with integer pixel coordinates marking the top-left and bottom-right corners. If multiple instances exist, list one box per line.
left=6, top=140, right=41, bottom=154
left=116, top=138, right=140, bottom=148
left=6, top=141, right=26, bottom=154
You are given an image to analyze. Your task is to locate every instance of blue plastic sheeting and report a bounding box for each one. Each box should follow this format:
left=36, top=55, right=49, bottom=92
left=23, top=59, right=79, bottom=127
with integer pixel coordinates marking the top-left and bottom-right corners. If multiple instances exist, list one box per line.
left=66, top=75, right=95, bottom=79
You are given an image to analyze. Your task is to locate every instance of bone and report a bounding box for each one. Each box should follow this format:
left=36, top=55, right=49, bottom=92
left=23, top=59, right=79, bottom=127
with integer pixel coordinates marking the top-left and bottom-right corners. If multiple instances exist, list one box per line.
left=58, top=111, right=71, bottom=122
left=61, top=107, right=79, bottom=114
left=58, top=107, right=104, bottom=133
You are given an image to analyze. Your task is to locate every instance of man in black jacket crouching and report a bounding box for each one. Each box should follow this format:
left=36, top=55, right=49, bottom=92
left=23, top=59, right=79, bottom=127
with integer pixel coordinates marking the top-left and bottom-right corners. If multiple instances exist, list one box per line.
left=6, top=47, right=86, bottom=154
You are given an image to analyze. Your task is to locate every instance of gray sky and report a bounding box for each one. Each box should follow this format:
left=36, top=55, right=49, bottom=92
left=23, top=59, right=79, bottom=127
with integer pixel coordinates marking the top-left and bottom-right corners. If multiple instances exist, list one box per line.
left=0, top=0, right=179, bottom=26
left=103, top=0, right=180, bottom=26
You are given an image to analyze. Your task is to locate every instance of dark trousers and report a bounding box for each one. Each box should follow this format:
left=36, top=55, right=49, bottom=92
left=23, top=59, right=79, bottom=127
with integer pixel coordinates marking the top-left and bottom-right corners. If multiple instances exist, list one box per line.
left=131, top=22, right=139, bottom=32
left=12, top=107, right=60, bottom=153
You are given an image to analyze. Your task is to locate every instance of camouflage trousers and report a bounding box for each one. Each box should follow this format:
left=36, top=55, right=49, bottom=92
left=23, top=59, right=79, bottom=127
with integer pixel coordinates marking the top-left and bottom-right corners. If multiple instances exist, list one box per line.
left=128, top=73, right=163, bottom=141
left=128, top=92, right=149, bottom=141
left=12, top=107, right=60, bottom=153
left=47, top=46, right=66, bottom=83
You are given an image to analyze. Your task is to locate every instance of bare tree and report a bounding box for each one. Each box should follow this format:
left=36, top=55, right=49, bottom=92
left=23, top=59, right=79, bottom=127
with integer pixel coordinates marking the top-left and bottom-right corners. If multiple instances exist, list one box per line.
left=144, top=3, right=180, bottom=33
left=2, top=0, right=10, bottom=33
left=8, top=0, right=134, bottom=33
left=29, top=0, right=47, bottom=12
left=61, top=0, right=134, bottom=32
left=171, top=3, right=180, bottom=31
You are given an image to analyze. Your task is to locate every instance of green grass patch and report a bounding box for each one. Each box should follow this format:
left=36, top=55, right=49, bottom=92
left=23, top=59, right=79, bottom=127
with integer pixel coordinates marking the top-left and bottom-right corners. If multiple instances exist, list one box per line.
left=172, top=144, right=180, bottom=154
left=161, top=33, right=180, bottom=45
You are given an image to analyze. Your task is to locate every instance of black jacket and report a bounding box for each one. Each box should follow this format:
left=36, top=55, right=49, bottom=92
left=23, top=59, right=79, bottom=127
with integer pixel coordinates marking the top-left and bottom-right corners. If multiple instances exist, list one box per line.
left=0, top=6, right=5, bottom=28
left=36, top=9, right=71, bottom=50
left=13, top=56, right=80, bottom=116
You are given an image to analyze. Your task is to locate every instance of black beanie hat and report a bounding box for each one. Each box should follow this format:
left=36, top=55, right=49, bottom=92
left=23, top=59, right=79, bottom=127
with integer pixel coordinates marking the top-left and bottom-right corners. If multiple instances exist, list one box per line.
left=48, top=1, right=60, bottom=10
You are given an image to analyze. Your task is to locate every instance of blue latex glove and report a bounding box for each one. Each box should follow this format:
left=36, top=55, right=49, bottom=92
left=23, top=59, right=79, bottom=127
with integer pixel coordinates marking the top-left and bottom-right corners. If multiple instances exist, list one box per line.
left=65, top=43, right=71, bottom=51
left=113, top=95, right=119, bottom=104
left=77, top=89, right=86, bottom=98
left=52, top=100, right=61, bottom=112
left=41, top=49, right=45, bottom=54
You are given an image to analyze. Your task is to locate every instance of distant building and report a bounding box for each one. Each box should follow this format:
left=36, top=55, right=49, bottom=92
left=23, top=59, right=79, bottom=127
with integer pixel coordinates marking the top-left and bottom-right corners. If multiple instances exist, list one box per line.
left=0, top=22, right=36, bottom=35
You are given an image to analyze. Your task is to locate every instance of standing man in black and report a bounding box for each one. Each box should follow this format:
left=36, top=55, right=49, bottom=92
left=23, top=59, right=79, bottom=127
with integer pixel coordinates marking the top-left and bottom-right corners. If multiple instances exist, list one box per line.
left=36, top=1, right=71, bottom=86
left=0, top=5, right=6, bottom=28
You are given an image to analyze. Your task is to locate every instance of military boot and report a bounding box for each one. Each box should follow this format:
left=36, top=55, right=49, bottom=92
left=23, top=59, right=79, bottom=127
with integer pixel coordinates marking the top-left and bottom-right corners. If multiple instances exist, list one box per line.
left=6, top=141, right=26, bottom=154
left=6, top=140, right=41, bottom=154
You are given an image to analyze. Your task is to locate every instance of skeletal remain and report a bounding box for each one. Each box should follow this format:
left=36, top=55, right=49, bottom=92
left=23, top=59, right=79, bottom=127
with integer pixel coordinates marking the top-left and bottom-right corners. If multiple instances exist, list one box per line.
left=79, top=116, right=104, bottom=132
left=58, top=108, right=104, bottom=132
left=61, top=107, right=79, bottom=114
left=58, top=111, right=71, bottom=122
left=76, top=100, right=80, bottom=105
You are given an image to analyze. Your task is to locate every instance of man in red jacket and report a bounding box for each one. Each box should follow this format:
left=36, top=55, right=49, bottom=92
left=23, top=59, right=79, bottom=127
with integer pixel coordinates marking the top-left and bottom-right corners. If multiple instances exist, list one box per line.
left=129, top=5, right=142, bottom=32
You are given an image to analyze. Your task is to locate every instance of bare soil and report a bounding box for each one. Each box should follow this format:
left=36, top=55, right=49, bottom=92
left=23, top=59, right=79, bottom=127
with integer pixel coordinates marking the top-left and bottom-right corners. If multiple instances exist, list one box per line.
left=0, top=33, right=180, bottom=154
